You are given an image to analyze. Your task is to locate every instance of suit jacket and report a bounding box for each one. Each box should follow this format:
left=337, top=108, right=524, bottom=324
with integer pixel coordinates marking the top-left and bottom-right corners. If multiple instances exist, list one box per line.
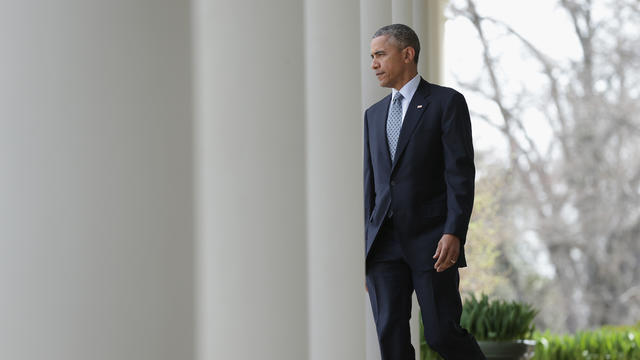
left=363, top=78, right=475, bottom=270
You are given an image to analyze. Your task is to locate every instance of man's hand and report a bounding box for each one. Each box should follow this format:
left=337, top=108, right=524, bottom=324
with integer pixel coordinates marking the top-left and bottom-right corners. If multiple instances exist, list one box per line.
left=433, top=234, right=461, bottom=272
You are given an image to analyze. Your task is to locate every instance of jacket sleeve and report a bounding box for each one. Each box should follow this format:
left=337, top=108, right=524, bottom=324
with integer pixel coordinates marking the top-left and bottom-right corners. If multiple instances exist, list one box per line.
left=441, top=91, right=475, bottom=244
left=363, top=110, right=375, bottom=227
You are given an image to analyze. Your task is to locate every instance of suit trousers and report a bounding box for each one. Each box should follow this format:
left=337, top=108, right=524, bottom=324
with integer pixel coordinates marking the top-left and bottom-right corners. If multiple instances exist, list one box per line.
left=365, top=217, right=486, bottom=360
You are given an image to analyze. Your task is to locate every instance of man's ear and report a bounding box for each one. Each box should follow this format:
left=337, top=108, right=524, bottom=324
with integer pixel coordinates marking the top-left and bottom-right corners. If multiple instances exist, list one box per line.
left=403, top=47, right=416, bottom=64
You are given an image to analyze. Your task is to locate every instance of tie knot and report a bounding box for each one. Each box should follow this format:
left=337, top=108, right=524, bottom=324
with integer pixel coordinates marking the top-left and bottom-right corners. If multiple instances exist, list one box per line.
left=393, top=93, right=404, bottom=103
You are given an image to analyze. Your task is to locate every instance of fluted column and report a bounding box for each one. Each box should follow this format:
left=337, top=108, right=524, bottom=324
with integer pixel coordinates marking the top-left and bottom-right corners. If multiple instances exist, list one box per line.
left=413, top=0, right=448, bottom=83
left=194, top=1, right=308, bottom=359
left=305, top=0, right=366, bottom=359
left=0, top=1, right=194, bottom=359
left=361, top=0, right=393, bottom=110
left=392, top=0, right=413, bottom=25
left=360, top=2, right=391, bottom=359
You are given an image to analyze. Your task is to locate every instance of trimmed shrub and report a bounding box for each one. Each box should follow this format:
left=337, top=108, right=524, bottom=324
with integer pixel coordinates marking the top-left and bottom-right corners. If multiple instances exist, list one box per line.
left=532, top=324, right=640, bottom=360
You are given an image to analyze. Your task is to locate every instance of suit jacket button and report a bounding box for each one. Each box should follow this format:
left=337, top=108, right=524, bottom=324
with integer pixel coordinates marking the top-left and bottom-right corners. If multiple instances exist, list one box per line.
left=387, top=210, right=394, bottom=218
left=390, top=180, right=396, bottom=186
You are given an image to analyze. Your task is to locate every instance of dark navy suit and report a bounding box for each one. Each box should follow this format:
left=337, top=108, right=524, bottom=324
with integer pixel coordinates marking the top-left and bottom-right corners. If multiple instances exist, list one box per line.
left=364, top=78, right=485, bottom=359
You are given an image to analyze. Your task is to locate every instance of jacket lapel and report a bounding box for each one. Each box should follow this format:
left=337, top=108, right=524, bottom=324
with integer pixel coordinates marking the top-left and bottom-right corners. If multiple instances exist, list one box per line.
left=391, top=79, right=432, bottom=173
left=373, top=95, right=393, bottom=169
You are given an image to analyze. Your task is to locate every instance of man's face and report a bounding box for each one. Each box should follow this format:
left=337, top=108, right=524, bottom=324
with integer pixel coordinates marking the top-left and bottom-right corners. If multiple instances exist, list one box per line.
left=370, top=35, right=411, bottom=89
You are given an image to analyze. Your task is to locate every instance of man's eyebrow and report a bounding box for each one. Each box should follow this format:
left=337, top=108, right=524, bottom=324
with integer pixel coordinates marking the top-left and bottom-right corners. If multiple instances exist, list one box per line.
left=371, top=50, right=385, bottom=57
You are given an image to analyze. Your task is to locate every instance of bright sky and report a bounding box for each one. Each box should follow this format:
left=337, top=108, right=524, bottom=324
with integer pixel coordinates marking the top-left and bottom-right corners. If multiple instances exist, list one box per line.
left=443, top=0, right=582, bottom=160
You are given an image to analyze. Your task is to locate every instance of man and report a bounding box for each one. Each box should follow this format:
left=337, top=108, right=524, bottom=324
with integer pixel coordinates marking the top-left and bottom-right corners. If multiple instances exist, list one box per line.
left=364, top=24, right=486, bottom=359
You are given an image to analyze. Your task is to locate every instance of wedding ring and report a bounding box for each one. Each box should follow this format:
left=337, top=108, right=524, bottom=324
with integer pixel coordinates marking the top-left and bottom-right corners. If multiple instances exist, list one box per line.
left=450, top=258, right=456, bottom=263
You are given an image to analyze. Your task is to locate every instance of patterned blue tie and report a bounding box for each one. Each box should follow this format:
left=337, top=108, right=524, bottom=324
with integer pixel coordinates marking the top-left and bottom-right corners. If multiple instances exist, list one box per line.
left=386, top=92, right=404, bottom=161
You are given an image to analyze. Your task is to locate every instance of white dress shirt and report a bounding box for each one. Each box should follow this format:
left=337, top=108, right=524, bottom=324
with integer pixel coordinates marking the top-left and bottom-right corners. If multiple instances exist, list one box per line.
left=390, top=73, right=421, bottom=125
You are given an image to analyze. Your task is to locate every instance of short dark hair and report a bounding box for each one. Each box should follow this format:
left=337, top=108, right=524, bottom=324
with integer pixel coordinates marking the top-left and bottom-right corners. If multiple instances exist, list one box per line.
left=373, top=24, right=420, bottom=63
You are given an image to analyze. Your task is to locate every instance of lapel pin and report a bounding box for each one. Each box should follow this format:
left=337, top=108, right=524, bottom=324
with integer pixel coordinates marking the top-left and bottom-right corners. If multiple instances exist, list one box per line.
left=417, top=105, right=423, bottom=109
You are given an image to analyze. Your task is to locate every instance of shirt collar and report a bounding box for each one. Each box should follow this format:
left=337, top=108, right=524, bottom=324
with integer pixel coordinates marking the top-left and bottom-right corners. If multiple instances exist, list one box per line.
left=391, top=73, right=421, bottom=102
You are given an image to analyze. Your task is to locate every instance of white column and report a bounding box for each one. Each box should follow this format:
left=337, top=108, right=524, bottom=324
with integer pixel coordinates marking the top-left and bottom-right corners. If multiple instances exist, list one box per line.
left=305, top=1, right=366, bottom=359
left=392, top=0, right=413, bottom=25
left=0, top=1, right=194, bottom=360
left=194, top=1, right=308, bottom=360
left=361, top=0, right=393, bottom=110
left=360, top=2, right=391, bottom=359
left=413, top=0, right=448, bottom=83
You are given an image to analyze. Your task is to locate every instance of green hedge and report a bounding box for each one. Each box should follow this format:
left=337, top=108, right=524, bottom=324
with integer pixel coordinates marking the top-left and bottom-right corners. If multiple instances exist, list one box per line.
left=532, top=325, right=640, bottom=360
left=420, top=323, right=640, bottom=360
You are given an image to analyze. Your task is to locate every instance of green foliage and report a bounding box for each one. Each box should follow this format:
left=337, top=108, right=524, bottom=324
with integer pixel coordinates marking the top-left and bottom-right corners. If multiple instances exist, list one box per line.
left=461, top=294, right=538, bottom=341
left=421, top=320, right=640, bottom=360
left=532, top=324, right=640, bottom=360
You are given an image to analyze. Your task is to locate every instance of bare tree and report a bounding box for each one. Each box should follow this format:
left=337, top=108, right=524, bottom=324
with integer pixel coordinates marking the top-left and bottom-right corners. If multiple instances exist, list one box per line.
left=449, top=0, right=640, bottom=332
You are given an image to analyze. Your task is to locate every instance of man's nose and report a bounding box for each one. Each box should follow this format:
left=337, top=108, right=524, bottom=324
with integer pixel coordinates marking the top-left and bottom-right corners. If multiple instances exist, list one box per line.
left=371, top=60, right=378, bottom=69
